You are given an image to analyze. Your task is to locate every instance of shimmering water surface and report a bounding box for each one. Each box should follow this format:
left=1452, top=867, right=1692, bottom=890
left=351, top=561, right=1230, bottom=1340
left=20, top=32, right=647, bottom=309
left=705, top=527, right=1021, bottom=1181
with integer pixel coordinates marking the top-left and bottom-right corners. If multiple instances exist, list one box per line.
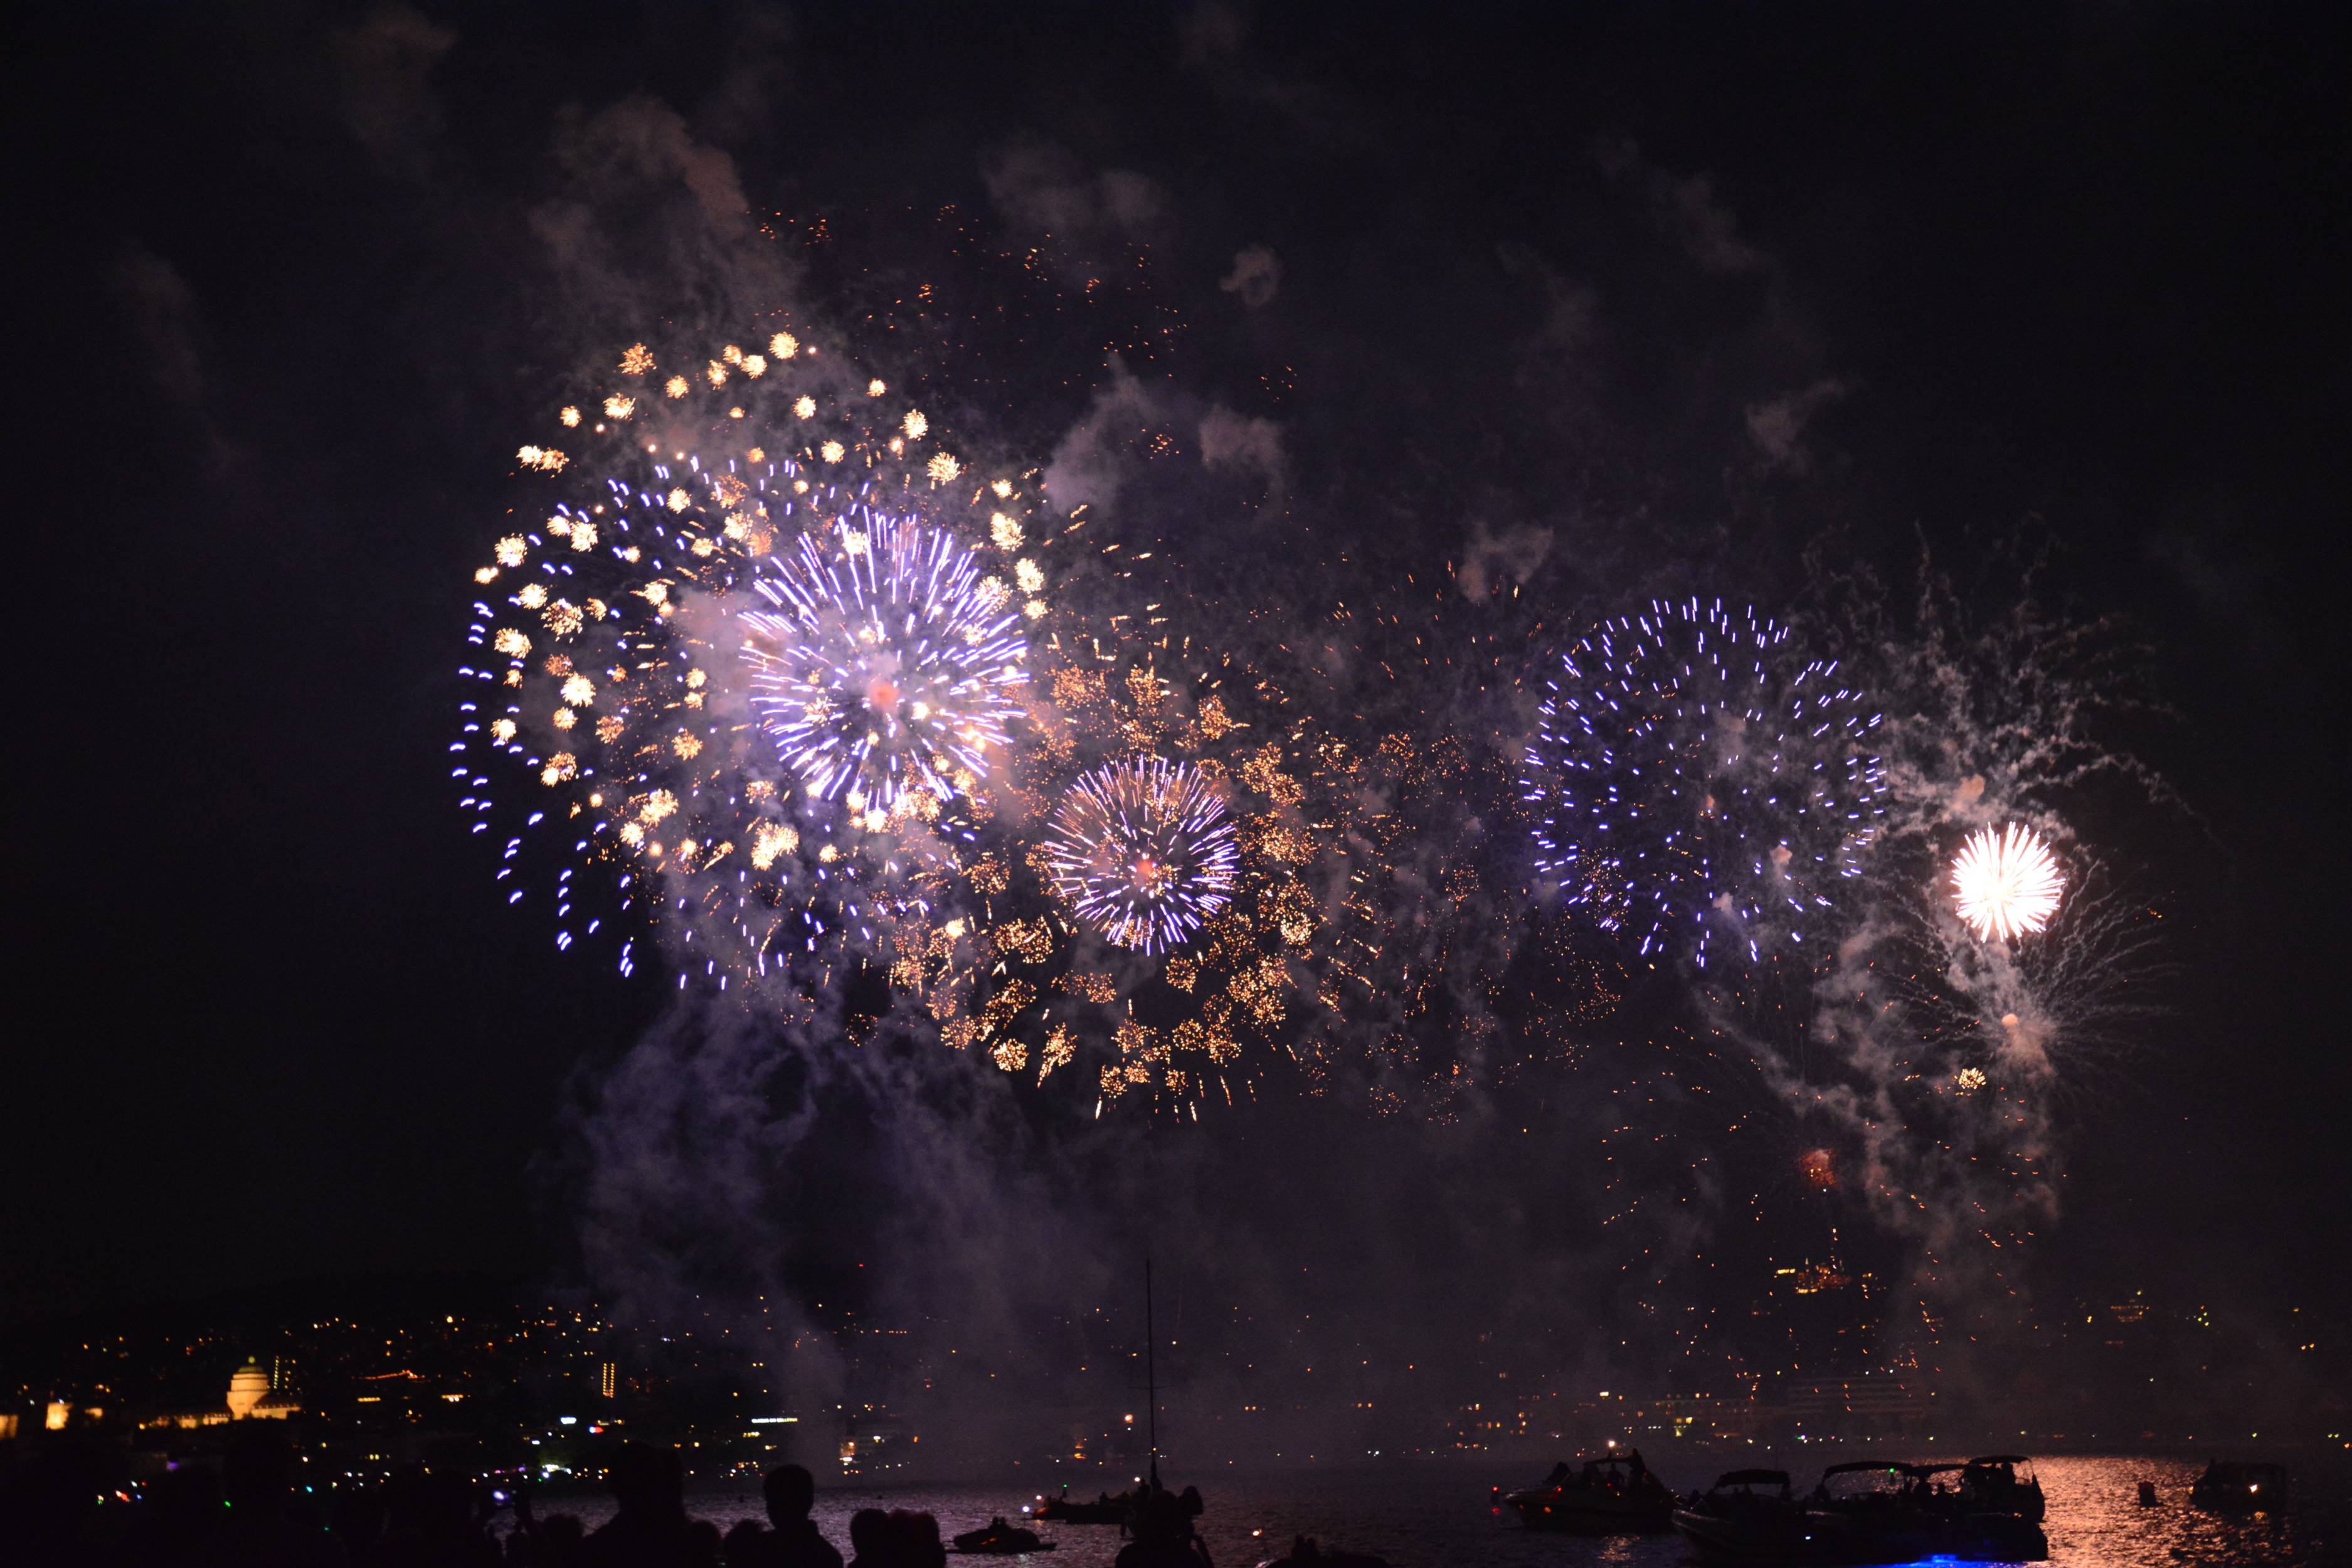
left=538, top=1454, right=2348, bottom=1567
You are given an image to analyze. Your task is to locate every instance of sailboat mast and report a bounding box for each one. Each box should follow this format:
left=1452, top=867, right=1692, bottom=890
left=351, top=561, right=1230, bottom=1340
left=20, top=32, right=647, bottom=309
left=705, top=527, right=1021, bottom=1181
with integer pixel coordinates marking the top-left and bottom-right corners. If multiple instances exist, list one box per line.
left=1145, top=1255, right=1160, bottom=1489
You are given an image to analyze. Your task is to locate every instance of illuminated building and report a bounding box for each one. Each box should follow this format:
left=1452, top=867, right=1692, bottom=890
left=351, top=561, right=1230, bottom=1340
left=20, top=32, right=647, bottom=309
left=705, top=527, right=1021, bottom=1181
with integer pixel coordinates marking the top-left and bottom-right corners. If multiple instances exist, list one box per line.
left=226, top=1359, right=272, bottom=1418
left=147, top=1357, right=301, bottom=1429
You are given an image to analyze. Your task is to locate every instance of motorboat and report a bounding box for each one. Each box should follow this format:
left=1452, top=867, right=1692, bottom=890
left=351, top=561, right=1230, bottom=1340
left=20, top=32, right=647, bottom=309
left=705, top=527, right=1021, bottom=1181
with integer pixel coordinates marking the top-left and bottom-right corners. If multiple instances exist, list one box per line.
left=1034, top=1488, right=1134, bottom=1525
left=1674, top=1458, right=2052, bottom=1564
left=1796, top=1461, right=2047, bottom=1565
left=1909, top=1456, right=2043, bottom=1523
left=1497, top=1449, right=1677, bottom=1532
left=1039, top=1480, right=1203, bottom=1525
left=1253, top=1539, right=1389, bottom=1567
left=2191, top=1460, right=2291, bottom=1513
left=1801, top=1463, right=1944, bottom=1565
left=1673, top=1469, right=1809, bottom=1559
left=953, top=1516, right=1054, bottom=1554
left=1958, top=1454, right=2047, bottom=1522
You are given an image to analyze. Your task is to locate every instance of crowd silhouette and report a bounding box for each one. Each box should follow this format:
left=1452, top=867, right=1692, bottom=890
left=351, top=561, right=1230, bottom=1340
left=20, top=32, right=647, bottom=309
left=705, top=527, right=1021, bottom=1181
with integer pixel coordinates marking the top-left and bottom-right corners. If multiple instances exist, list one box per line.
left=0, top=1428, right=1004, bottom=1567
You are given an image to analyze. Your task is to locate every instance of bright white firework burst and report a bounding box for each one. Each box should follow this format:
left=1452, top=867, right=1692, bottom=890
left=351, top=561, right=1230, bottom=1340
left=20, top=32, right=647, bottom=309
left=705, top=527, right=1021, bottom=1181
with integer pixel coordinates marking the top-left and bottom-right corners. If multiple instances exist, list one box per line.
left=741, top=511, right=1028, bottom=813
left=1044, top=756, right=1240, bottom=954
left=1523, top=598, right=1888, bottom=967
left=1950, top=822, right=2066, bottom=940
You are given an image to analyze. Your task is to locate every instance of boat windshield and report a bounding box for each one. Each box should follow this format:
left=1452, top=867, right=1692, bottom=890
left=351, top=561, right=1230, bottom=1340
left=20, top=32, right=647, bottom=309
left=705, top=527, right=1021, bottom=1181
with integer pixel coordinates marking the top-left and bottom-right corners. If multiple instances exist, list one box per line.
left=1714, top=1470, right=1790, bottom=1491
left=1818, top=1466, right=1919, bottom=1503
left=1968, top=1456, right=2038, bottom=1484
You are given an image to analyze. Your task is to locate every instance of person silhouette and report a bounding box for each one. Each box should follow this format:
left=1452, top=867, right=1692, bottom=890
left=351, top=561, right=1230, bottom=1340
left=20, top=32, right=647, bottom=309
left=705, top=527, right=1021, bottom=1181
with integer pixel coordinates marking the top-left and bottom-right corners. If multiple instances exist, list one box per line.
left=844, top=1508, right=892, bottom=1568
left=889, top=1511, right=945, bottom=1568
left=1113, top=1490, right=1212, bottom=1568
left=725, top=1465, right=839, bottom=1568
left=580, top=1443, right=700, bottom=1567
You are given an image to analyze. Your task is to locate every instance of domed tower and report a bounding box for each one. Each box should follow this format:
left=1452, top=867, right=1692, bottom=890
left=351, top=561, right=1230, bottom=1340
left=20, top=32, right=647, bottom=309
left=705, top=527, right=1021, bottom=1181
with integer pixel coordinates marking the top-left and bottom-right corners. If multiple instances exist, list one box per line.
left=226, top=1358, right=271, bottom=1419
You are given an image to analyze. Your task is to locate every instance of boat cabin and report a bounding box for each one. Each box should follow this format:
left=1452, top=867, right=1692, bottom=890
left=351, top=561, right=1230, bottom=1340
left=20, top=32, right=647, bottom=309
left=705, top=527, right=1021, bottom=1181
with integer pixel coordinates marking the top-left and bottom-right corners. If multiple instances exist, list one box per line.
left=1813, top=1461, right=1926, bottom=1510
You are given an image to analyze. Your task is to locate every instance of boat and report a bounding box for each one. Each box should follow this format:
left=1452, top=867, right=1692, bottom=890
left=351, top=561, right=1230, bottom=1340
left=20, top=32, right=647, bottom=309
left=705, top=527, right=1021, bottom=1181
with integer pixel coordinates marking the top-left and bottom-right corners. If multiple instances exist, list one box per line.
left=1033, top=1487, right=1136, bottom=1525
left=1253, top=1539, right=1389, bottom=1567
left=1673, top=1469, right=1809, bottom=1560
left=2191, top=1460, right=2291, bottom=1513
left=1673, top=1461, right=2047, bottom=1565
left=1957, top=1454, right=2047, bottom=1522
left=1798, top=1463, right=1944, bottom=1565
left=953, top=1516, right=1055, bottom=1554
left=1497, top=1449, right=1677, bottom=1532
left=1935, top=1509, right=2051, bottom=1563
left=1907, top=1456, right=2044, bottom=1526
left=1036, top=1263, right=1210, bottom=1541
left=1811, top=1461, right=2048, bottom=1565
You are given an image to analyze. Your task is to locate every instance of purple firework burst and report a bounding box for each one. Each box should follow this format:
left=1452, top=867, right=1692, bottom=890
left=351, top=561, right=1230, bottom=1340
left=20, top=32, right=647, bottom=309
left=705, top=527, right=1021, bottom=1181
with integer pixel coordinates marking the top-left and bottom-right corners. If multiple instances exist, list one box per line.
left=741, top=509, right=1028, bottom=812
left=1522, top=598, right=1887, bottom=968
left=1046, top=756, right=1240, bottom=954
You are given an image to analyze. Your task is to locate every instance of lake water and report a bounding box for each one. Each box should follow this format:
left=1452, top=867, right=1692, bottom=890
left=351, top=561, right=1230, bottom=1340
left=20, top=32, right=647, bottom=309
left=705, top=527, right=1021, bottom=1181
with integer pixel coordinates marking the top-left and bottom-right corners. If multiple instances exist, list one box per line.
left=531, top=1454, right=2352, bottom=1567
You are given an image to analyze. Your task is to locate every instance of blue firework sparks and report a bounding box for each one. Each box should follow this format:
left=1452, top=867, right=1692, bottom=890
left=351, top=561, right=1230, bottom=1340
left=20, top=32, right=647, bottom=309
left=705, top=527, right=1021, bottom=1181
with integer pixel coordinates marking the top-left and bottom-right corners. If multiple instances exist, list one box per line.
left=1522, top=598, right=1888, bottom=967
left=741, top=510, right=1029, bottom=813
left=1045, top=756, right=1240, bottom=954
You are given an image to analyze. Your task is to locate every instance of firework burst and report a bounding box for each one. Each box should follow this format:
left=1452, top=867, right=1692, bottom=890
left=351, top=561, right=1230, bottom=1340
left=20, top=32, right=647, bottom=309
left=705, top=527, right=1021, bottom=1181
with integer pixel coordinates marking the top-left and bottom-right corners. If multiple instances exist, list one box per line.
left=864, top=631, right=1374, bottom=1115
left=1949, top=822, right=2065, bottom=940
left=453, top=334, right=1069, bottom=997
left=1044, top=756, right=1239, bottom=954
left=741, top=512, right=1027, bottom=815
left=1522, top=598, right=1887, bottom=967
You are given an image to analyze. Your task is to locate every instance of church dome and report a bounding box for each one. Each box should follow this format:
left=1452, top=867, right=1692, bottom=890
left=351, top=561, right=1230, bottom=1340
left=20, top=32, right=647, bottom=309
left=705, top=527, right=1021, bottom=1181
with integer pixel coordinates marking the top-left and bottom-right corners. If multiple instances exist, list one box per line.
left=226, top=1359, right=271, bottom=1419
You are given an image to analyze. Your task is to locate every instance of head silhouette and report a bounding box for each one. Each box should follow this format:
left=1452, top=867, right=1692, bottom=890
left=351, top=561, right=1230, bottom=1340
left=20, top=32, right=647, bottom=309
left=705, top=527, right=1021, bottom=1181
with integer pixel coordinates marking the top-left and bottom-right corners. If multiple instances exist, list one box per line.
left=849, top=1507, right=890, bottom=1558
left=608, top=1442, right=686, bottom=1523
left=764, top=1462, right=817, bottom=1525
left=893, top=1510, right=945, bottom=1567
left=1135, top=1491, right=1190, bottom=1542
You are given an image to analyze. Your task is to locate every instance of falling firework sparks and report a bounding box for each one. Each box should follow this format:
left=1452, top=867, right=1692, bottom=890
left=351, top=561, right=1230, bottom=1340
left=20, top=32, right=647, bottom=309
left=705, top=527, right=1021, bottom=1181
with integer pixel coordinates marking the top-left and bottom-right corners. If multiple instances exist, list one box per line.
left=741, top=512, right=1028, bottom=812
left=1044, top=756, right=1239, bottom=953
left=1949, top=822, right=2066, bottom=940
left=862, top=630, right=1376, bottom=1114
left=1522, top=598, right=1887, bottom=968
left=1174, top=579, right=1642, bottom=1115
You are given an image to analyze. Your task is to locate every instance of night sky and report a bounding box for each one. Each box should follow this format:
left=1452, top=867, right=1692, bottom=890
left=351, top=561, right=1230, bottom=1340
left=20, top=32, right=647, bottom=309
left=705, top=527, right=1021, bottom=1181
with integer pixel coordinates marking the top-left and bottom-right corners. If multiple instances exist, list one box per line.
left=13, top=0, right=2349, bottom=1394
